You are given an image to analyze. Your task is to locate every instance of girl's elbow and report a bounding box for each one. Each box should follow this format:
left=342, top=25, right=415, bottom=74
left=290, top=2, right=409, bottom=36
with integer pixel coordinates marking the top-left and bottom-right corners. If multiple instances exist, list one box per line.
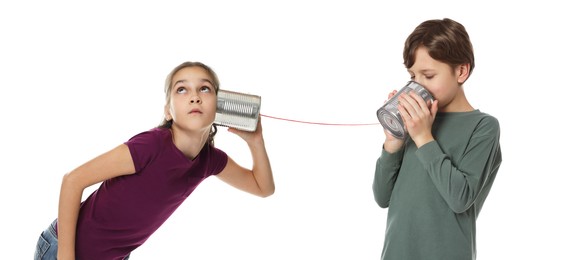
left=259, top=186, right=275, bottom=198
left=61, top=172, right=75, bottom=186
left=61, top=171, right=86, bottom=190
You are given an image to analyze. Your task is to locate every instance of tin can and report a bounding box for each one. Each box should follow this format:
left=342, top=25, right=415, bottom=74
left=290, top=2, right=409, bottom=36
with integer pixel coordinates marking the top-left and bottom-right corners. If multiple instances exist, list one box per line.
left=376, top=81, right=434, bottom=139
left=214, top=89, right=261, bottom=132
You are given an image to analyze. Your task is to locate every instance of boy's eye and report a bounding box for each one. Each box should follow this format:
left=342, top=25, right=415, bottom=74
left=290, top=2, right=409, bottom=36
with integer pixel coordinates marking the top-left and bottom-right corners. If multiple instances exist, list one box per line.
left=200, top=86, right=212, bottom=93
left=425, top=75, right=435, bottom=79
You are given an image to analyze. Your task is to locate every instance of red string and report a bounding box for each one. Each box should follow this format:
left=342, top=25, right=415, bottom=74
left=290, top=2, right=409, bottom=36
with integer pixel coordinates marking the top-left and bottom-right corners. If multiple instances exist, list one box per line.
left=260, top=114, right=379, bottom=126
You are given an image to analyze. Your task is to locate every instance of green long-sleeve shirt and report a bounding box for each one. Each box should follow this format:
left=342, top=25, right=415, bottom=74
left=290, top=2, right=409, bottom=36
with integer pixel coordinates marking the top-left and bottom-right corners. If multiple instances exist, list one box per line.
left=373, top=110, right=502, bottom=260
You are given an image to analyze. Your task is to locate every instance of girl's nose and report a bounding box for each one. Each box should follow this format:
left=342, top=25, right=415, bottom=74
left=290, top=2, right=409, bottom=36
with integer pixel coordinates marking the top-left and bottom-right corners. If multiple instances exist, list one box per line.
left=190, top=95, right=201, bottom=104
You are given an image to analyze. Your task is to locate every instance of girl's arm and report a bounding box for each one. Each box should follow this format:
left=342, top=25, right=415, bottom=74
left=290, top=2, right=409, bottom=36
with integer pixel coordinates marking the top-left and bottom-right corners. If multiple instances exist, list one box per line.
left=216, top=117, right=275, bottom=198
left=57, top=144, right=135, bottom=259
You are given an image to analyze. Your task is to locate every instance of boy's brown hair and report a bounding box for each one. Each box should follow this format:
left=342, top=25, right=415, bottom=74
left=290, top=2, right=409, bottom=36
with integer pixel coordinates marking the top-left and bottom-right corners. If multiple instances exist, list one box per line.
left=403, top=18, right=475, bottom=81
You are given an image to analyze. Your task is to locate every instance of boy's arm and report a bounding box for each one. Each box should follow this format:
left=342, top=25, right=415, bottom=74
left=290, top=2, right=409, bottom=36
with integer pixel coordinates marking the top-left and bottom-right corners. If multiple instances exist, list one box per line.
left=416, top=118, right=502, bottom=213
left=373, top=147, right=404, bottom=208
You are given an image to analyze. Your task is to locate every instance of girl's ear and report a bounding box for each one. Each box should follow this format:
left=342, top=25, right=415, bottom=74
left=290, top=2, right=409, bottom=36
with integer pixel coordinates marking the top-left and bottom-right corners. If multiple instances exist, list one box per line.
left=456, top=63, right=470, bottom=84
left=164, top=105, right=172, bottom=121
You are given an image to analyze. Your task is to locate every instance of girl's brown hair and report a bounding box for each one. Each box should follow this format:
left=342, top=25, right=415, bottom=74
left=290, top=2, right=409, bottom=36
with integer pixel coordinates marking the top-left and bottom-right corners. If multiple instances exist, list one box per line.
left=158, top=61, right=221, bottom=146
left=403, top=18, right=475, bottom=81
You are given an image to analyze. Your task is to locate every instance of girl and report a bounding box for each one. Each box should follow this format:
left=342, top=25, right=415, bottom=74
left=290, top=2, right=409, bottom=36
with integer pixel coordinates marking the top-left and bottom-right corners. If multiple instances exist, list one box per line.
left=35, top=61, right=275, bottom=260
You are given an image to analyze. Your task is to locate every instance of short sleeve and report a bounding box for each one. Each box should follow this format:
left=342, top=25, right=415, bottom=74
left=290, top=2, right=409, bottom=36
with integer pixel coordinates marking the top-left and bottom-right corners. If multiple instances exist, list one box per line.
left=124, top=130, right=162, bottom=173
left=207, top=146, right=228, bottom=176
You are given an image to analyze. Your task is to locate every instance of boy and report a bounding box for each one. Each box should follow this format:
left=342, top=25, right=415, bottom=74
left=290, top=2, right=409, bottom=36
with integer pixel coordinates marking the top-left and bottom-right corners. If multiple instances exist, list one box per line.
left=373, top=18, right=502, bottom=260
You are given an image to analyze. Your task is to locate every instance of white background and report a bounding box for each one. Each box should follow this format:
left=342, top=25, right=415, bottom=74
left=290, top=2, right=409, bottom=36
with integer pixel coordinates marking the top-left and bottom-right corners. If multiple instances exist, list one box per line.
left=1, top=1, right=560, bottom=259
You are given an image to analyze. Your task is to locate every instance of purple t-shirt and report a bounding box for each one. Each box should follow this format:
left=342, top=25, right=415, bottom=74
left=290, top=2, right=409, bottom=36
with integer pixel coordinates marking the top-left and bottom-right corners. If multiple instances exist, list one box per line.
left=72, top=127, right=228, bottom=259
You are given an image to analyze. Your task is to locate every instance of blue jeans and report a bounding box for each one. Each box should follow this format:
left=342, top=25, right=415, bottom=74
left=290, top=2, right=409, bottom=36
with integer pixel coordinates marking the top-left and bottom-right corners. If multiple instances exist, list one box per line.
left=34, top=219, right=58, bottom=260
left=34, top=219, right=130, bottom=260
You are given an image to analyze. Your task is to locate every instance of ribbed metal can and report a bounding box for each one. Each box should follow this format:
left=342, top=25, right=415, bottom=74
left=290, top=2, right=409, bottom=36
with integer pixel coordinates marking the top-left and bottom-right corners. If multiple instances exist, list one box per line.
left=377, top=81, right=434, bottom=139
left=214, top=89, right=261, bottom=132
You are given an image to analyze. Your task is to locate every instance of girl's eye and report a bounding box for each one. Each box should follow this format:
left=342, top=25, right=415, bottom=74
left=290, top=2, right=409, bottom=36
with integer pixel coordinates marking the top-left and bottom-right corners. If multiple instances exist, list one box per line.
left=176, top=87, right=187, bottom=94
left=200, top=86, right=211, bottom=93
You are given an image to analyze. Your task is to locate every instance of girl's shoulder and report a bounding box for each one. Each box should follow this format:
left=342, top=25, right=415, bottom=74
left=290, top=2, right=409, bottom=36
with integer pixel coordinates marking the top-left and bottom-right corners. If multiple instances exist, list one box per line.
left=125, top=128, right=173, bottom=171
left=124, top=127, right=172, bottom=154
left=127, top=127, right=170, bottom=142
